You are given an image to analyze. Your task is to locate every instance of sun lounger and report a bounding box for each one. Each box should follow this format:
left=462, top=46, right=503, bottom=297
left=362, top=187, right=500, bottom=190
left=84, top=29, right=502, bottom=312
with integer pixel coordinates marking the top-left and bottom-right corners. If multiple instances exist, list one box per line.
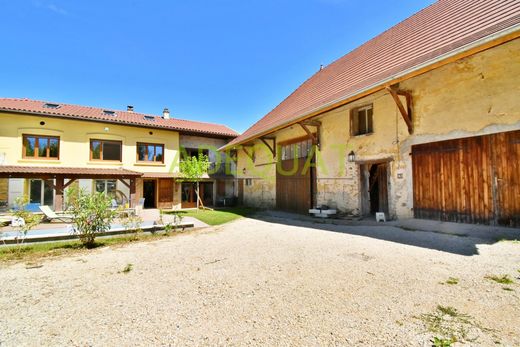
left=39, top=205, right=74, bottom=223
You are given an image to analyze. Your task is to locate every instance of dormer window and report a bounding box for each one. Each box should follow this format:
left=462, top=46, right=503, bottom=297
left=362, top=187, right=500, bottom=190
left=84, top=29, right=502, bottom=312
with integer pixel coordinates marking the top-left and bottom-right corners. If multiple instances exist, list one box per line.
left=43, top=103, right=60, bottom=109
left=102, top=110, right=117, bottom=116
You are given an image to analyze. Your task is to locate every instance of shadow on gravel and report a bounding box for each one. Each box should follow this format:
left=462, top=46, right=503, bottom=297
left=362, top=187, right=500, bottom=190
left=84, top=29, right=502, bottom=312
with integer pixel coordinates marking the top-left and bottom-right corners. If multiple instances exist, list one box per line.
left=245, top=210, right=520, bottom=256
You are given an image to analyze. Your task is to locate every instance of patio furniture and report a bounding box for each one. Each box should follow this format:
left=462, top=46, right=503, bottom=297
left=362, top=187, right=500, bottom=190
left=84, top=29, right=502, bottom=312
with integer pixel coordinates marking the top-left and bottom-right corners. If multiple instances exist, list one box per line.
left=39, top=205, right=74, bottom=223
left=309, top=205, right=337, bottom=218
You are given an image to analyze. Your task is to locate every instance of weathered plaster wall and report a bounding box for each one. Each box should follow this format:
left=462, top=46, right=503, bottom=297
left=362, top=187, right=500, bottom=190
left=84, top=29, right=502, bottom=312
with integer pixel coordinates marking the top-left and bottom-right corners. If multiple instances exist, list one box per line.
left=235, top=38, right=520, bottom=218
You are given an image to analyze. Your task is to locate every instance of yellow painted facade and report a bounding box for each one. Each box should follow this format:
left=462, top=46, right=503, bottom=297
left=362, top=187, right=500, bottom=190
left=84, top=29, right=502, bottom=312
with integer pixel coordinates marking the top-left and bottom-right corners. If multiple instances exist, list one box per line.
left=236, top=38, right=520, bottom=218
left=0, top=113, right=183, bottom=208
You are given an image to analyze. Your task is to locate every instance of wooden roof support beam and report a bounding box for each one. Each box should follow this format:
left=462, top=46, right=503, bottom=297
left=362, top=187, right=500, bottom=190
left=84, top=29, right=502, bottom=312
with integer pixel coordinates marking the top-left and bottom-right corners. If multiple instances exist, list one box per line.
left=298, top=121, right=321, bottom=149
left=260, top=137, right=276, bottom=158
left=242, top=146, right=255, bottom=162
left=63, top=178, right=77, bottom=189
left=386, top=86, right=413, bottom=134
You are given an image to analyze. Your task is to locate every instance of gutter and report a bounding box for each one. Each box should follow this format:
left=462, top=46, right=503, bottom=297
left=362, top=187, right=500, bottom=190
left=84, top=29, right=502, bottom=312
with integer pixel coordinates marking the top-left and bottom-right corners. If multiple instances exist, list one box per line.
left=220, top=23, right=520, bottom=151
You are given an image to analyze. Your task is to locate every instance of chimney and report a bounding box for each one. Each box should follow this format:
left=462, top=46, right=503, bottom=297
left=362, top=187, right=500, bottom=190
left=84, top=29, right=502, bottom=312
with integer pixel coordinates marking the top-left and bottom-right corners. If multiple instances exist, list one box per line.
left=319, top=64, right=324, bottom=71
left=127, top=105, right=134, bottom=112
left=163, top=107, right=170, bottom=119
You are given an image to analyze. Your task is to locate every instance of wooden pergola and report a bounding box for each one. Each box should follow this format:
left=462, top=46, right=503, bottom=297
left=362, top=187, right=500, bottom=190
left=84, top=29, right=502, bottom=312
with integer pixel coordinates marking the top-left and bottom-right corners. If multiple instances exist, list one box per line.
left=0, top=166, right=142, bottom=211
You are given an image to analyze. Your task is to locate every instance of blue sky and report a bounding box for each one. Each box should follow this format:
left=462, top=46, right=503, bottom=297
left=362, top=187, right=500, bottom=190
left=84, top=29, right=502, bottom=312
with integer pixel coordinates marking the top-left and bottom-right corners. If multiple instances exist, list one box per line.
left=0, top=0, right=434, bottom=133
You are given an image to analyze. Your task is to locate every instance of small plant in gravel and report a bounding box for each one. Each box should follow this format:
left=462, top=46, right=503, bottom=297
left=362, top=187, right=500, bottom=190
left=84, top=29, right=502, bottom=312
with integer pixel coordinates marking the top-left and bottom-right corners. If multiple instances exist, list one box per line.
left=419, top=305, right=489, bottom=343
left=441, top=277, right=459, bottom=285
left=502, top=287, right=514, bottom=292
left=66, top=186, right=115, bottom=248
left=120, top=263, right=133, bottom=274
left=432, top=336, right=455, bottom=347
left=485, top=274, right=514, bottom=285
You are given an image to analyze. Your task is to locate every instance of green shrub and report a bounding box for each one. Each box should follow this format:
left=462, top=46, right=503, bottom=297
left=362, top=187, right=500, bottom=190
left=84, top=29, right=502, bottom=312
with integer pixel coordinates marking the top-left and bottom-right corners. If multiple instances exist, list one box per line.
left=67, top=186, right=115, bottom=248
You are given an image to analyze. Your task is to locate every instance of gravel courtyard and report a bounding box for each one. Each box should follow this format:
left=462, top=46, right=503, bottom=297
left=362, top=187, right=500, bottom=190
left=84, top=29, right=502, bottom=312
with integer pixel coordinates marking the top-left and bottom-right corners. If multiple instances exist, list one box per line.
left=1, top=216, right=519, bottom=346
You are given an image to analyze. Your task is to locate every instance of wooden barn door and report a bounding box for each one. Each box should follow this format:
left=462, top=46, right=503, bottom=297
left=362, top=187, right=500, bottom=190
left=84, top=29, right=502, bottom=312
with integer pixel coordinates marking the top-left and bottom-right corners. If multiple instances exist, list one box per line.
left=493, top=131, right=520, bottom=227
left=412, top=130, right=520, bottom=227
left=276, top=158, right=314, bottom=214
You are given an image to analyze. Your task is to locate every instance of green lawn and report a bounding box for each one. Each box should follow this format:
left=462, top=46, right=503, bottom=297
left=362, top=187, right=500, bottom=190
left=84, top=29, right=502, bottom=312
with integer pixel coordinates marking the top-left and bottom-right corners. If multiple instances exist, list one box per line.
left=164, top=207, right=256, bottom=226
left=0, top=233, right=173, bottom=263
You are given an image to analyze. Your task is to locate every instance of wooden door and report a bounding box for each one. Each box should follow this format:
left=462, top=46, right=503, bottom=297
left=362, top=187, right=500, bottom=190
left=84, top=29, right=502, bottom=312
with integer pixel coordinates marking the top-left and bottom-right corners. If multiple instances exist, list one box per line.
left=181, top=182, right=197, bottom=208
left=493, top=131, right=520, bottom=227
left=412, top=130, right=520, bottom=227
left=276, top=158, right=314, bottom=214
left=157, top=178, right=173, bottom=209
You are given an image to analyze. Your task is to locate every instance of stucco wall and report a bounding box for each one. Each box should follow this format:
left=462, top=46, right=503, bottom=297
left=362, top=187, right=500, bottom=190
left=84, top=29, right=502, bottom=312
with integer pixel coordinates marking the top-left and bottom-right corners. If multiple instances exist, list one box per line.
left=0, top=113, right=180, bottom=174
left=236, top=38, right=520, bottom=218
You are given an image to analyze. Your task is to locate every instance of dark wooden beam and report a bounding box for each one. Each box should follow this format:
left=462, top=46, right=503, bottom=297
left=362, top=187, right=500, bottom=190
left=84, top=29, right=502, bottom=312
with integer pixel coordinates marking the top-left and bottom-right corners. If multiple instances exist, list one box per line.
left=129, top=178, right=137, bottom=208
left=54, top=176, right=65, bottom=211
left=298, top=121, right=321, bottom=149
left=63, top=178, right=77, bottom=189
left=386, top=86, right=413, bottom=134
left=118, top=178, right=131, bottom=189
left=242, top=146, right=255, bottom=162
left=260, top=137, right=276, bottom=158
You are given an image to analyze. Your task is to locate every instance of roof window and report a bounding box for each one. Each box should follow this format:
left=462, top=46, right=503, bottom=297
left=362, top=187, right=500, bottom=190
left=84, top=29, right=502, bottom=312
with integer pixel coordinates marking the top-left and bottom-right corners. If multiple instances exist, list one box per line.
left=102, top=110, right=117, bottom=116
left=43, top=103, right=61, bottom=109
left=144, top=115, right=156, bottom=122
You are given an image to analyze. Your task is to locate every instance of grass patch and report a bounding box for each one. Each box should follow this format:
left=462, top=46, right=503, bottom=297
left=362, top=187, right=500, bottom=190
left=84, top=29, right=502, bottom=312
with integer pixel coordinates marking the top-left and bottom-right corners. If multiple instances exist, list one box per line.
left=163, top=207, right=256, bottom=226
left=499, top=239, right=520, bottom=244
left=502, top=287, right=514, bottom=292
left=419, top=305, right=489, bottom=343
left=485, top=274, right=514, bottom=285
left=0, top=233, right=173, bottom=263
left=440, top=277, right=459, bottom=285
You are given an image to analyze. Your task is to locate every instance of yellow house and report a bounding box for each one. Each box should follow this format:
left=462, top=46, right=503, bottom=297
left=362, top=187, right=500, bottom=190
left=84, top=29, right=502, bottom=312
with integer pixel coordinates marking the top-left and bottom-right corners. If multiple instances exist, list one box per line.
left=0, top=100, right=238, bottom=211
left=222, top=0, right=520, bottom=227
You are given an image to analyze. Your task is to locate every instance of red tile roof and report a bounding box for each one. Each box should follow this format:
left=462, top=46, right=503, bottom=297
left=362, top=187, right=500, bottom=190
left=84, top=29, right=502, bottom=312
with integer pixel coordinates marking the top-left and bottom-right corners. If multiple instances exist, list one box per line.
left=226, top=0, right=520, bottom=148
left=0, top=98, right=238, bottom=138
left=0, top=166, right=142, bottom=177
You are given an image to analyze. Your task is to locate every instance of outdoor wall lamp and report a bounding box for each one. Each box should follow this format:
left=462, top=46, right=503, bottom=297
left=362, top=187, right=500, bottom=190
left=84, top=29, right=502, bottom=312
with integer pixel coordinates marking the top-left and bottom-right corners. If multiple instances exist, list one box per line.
left=348, top=151, right=356, bottom=162
left=242, top=168, right=246, bottom=174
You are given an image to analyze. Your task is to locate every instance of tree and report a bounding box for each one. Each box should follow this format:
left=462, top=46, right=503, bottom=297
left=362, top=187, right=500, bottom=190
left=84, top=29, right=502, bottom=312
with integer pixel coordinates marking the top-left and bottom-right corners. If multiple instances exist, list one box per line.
left=179, top=153, right=210, bottom=210
left=66, top=186, right=116, bottom=248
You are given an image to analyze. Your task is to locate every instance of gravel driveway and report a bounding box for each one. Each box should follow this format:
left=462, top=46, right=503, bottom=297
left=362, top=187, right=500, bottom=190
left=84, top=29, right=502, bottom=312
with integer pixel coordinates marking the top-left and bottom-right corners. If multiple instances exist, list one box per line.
left=1, top=216, right=519, bottom=346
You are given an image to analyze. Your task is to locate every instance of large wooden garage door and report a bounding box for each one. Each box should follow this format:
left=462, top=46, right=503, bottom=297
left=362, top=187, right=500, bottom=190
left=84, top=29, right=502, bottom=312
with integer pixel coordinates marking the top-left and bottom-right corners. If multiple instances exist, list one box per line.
left=276, top=138, right=316, bottom=214
left=412, top=130, right=520, bottom=227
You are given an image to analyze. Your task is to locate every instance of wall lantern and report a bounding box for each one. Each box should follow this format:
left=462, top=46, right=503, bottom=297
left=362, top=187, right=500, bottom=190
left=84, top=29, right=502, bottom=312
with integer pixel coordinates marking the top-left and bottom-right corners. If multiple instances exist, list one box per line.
left=242, top=168, right=246, bottom=174
left=347, top=151, right=356, bottom=162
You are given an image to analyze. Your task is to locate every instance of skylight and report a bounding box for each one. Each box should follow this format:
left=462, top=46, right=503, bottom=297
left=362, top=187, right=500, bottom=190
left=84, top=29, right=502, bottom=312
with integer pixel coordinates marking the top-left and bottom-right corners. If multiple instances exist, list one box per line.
left=103, top=110, right=117, bottom=116
left=43, top=103, right=61, bottom=109
left=144, top=115, right=156, bottom=122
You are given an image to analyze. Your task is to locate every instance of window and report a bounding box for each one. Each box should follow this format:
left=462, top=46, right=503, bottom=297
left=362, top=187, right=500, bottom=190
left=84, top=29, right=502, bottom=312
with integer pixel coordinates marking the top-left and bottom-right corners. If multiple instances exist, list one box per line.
left=181, top=148, right=209, bottom=160
left=90, top=139, right=122, bottom=161
left=95, top=179, right=117, bottom=196
left=245, top=178, right=253, bottom=186
left=137, top=142, right=164, bottom=163
left=102, top=110, right=117, bottom=116
left=29, top=179, right=54, bottom=206
left=23, top=134, right=59, bottom=159
left=280, top=139, right=313, bottom=160
left=143, top=115, right=156, bottom=121
left=43, top=103, right=60, bottom=109
left=350, top=104, right=373, bottom=136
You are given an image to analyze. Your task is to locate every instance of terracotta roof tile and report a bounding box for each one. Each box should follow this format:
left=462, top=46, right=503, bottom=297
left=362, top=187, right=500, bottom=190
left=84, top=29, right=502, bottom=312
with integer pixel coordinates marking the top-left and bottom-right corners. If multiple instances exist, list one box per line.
left=0, top=98, right=239, bottom=138
left=0, top=166, right=142, bottom=177
left=227, top=0, right=520, bottom=147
